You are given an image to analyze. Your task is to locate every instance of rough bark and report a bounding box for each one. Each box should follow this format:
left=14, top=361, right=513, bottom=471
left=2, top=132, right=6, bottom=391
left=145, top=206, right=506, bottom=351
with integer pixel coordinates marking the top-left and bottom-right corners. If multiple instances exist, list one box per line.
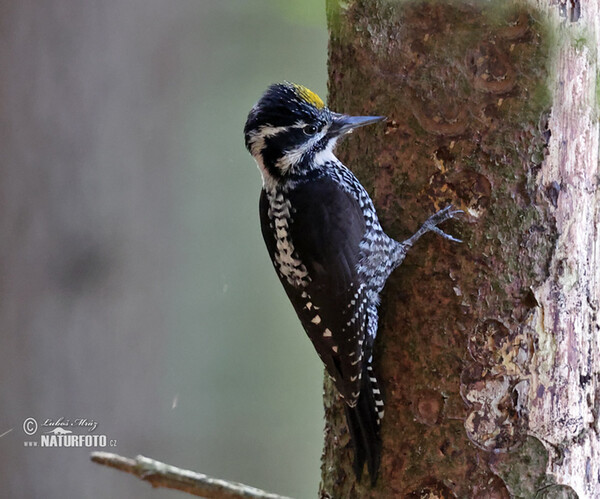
left=321, top=1, right=599, bottom=497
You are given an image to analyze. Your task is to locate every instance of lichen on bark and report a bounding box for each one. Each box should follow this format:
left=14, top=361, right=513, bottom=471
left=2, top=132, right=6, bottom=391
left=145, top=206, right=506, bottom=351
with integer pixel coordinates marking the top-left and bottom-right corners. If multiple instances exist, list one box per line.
left=320, top=0, right=598, bottom=497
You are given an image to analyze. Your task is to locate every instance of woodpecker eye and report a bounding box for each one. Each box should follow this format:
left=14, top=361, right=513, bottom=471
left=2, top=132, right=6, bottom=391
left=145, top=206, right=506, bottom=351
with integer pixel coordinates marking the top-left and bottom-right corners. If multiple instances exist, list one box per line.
left=303, top=124, right=318, bottom=136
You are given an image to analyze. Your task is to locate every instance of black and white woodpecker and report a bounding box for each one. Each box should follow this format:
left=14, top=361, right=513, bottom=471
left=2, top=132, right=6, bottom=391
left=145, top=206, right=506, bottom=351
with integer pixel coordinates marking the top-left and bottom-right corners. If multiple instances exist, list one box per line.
left=244, top=82, right=461, bottom=484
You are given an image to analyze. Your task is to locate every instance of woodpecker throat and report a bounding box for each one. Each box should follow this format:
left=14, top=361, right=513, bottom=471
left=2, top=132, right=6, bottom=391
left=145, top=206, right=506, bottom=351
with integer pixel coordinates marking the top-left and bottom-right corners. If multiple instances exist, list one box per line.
left=245, top=82, right=461, bottom=484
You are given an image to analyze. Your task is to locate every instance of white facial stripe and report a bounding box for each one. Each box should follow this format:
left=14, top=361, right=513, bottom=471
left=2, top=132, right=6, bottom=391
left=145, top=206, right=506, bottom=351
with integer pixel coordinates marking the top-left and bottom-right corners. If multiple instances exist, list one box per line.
left=275, top=123, right=331, bottom=173
left=259, top=125, right=289, bottom=137
left=248, top=125, right=288, bottom=157
left=275, top=144, right=305, bottom=174
left=249, top=121, right=335, bottom=185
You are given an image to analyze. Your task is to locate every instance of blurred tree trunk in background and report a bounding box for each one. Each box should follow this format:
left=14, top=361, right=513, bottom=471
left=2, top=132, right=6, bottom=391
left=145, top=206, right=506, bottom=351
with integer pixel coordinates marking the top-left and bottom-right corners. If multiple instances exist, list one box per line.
left=322, top=1, right=599, bottom=497
left=0, top=2, right=179, bottom=497
left=0, top=2, right=329, bottom=497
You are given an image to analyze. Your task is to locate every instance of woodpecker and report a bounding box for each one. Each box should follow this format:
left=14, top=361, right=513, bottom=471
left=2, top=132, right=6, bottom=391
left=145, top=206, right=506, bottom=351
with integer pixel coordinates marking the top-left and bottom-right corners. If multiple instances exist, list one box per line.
left=244, top=82, right=460, bottom=484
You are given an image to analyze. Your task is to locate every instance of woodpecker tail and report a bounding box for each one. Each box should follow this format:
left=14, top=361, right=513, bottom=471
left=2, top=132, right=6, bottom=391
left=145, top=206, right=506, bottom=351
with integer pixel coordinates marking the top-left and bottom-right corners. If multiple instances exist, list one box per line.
left=344, top=362, right=383, bottom=486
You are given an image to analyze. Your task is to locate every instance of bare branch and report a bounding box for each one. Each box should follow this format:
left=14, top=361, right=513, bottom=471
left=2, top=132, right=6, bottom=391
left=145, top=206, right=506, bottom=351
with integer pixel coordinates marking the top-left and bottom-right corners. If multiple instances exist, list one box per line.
left=90, top=452, right=293, bottom=499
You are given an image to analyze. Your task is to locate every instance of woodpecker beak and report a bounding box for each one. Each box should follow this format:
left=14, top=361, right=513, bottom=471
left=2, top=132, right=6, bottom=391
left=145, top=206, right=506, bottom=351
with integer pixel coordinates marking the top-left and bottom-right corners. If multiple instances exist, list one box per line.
left=328, top=113, right=386, bottom=138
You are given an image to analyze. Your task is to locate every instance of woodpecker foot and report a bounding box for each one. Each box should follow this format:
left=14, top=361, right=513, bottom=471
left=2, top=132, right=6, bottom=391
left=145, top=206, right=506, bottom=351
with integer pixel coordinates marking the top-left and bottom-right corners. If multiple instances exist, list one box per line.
left=402, top=205, right=463, bottom=249
left=422, top=205, right=463, bottom=243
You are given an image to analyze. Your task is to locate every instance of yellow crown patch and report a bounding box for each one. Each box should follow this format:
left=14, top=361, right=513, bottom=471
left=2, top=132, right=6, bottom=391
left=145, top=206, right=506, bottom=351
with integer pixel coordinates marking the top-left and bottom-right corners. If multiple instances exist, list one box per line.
left=290, top=83, right=325, bottom=110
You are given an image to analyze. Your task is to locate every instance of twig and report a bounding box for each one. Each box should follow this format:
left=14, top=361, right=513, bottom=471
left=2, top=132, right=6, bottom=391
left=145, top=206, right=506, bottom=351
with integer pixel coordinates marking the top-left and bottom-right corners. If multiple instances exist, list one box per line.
left=90, top=452, right=294, bottom=499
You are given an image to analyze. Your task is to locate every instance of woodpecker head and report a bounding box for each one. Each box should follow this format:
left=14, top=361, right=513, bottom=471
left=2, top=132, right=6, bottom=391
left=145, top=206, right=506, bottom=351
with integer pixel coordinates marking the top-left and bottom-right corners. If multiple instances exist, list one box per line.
left=244, top=82, right=385, bottom=187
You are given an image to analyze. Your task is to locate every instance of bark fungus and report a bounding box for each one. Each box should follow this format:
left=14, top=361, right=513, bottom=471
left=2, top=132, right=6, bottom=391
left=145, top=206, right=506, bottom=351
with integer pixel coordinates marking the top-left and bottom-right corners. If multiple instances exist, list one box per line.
left=321, top=1, right=599, bottom=497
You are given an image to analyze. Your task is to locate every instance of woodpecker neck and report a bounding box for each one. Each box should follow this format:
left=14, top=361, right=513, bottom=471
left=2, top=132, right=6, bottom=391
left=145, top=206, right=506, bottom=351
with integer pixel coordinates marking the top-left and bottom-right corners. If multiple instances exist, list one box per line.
left=256, top=145, right=339, bottom=193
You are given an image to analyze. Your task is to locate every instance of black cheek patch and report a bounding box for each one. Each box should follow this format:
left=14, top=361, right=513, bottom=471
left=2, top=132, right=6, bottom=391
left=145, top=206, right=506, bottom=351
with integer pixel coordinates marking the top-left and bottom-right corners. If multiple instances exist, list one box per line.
left=262, top=128, right=308, bottom=174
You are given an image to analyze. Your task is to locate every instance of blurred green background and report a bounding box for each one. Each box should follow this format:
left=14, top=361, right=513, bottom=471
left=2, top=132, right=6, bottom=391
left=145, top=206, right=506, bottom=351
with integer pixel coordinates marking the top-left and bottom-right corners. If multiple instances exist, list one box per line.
left=0, top=1, right=327, bottom=497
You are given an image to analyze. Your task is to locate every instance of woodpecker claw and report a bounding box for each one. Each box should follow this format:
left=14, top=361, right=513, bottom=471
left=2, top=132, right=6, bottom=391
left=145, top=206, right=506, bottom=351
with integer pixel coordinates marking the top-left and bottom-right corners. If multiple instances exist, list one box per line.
left=426, top=205, right=462, bottom=222
left=401, top=205, right=463, bottom=250
left=431, top=225, right=462, bottom=243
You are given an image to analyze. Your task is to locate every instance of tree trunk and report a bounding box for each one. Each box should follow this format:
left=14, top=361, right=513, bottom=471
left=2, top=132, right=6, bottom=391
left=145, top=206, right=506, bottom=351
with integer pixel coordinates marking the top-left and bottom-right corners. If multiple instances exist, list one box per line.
left=321, top=1, right=599, bottom=497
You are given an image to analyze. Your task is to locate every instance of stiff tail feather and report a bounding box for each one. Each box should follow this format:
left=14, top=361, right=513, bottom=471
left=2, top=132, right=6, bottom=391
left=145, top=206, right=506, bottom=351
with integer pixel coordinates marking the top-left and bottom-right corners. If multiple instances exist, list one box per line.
left=344, top=362, right=383, bottom=486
